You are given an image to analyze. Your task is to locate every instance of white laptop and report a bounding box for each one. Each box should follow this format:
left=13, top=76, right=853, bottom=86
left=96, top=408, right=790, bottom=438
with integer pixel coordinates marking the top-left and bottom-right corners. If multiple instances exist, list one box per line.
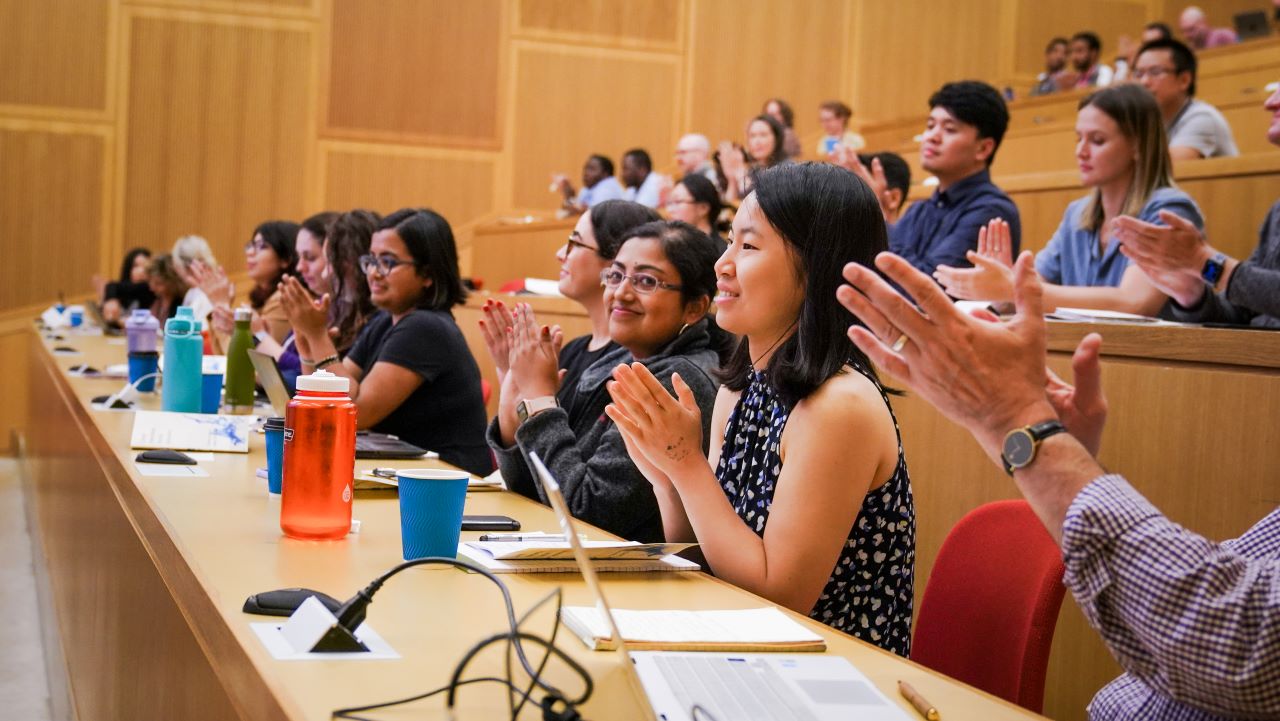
left=527, top=452, right=911, bottom=721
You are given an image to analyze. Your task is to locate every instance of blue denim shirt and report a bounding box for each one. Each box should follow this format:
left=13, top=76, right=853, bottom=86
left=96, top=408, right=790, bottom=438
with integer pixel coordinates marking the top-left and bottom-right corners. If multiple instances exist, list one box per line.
left=1035, top=187, right=1204, bottom=287
left=888, top=168, right=1022, bottom=274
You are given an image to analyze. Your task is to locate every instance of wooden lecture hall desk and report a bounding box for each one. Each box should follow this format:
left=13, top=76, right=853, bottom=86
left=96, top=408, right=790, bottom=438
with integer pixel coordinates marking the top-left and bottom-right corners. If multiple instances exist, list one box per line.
left=19, top=328, right=1044, bottom=721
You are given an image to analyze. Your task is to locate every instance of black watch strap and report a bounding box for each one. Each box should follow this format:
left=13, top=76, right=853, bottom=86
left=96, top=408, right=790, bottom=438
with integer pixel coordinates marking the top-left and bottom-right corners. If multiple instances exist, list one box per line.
left=1001, top=420, right=1068, bottom=475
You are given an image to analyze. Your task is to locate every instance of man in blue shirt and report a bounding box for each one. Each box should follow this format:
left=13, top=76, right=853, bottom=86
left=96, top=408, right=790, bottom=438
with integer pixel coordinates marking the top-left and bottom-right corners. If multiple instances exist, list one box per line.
left=554, top=154, right=625, bottom=214
left=889, top=81, right=1022, bottom=276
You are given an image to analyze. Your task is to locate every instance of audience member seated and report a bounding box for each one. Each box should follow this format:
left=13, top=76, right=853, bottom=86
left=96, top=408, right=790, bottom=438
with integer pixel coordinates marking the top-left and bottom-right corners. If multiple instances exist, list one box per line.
left=97, top=247, right=155, bottom=326
left=1030, top=37, right=1069, bottom=96
left=937, top=84, right=1203, bottom=316
left=717, top=114, right=789, bottom=202
left=1133, top=38, right=1238, bottom=159
left=816, top=100, right=866, bottom=156
left=1064, top=32, right=1114, bottom=89
left=247, top=221, right=300, bottom=342
left=860, top=152, right=912, bottom=223
left=1144, top=21, right=1174, bottom=42
left=553, top=154, right=625, bottom=213
left=878, top=81, right=1020, bottom=275
left=664, top=174, right=725, bottom=246
left=763, top=97, right=803, bottom=159
left=283, top=208, right=491, bottom=475
left=1180, top=5, right=1238, bottom=49
left=674, top=133, right=719, bottom=185
left=170, top=235, right=219, bottom=325
left=1113, top=22, right=1175, bottom=83
left=479, top=199, right=659, bottom=415
left=488, top=219, right=723, bottom=542
left=608, top=163, right=915, bottom=652
left=1117, top=82, right=1280, bottom=328
left=620, top=148, right=668, bottom=208
left=842, top=247, right=1280, bottom=721
left=145, top=253, right=187, bottom=321
left=258, top=212, right=335, bottom=393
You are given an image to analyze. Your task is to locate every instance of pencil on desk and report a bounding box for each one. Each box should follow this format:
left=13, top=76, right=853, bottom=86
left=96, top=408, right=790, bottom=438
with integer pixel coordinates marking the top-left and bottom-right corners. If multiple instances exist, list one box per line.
left=898, top=680, right=940, bottom=721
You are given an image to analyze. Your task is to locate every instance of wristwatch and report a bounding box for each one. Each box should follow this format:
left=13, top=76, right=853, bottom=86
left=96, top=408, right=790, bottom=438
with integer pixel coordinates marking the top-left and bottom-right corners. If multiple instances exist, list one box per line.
left=1001, top=419, right=1067, bottom=476
left=1200, top=252, right=1227, bottom=290
left=516, top=396, right=559, bottom=424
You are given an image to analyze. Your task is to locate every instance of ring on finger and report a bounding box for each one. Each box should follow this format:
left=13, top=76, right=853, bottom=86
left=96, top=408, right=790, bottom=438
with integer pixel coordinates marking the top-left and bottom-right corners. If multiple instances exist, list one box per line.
left=891, top=333, right=910, bottom=353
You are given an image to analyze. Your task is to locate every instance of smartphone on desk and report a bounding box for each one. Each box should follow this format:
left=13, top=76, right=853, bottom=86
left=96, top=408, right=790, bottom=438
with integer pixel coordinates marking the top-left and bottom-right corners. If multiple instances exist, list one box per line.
left=461, top=515, right=521, bottom=531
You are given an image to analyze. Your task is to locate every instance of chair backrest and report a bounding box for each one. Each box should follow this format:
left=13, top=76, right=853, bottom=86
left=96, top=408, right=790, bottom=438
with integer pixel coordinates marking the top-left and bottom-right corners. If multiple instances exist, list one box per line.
left=912, top=500, right=1066, bottom=713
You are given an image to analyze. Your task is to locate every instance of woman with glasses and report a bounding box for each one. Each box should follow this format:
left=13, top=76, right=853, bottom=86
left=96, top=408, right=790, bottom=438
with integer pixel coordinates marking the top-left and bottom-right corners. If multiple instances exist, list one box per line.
left=935, top=84, right=1204, bottom=316
left=479, top=200, right=658, bottom=407
left=486, top=219, right=724, bottom=542
left=282, top=207, right=492, bottom=475
left=606, top=163, right=915, bottom=652
left=204, top=221, right=300, bottom=347
left=664, top=174, right=724, bottom=248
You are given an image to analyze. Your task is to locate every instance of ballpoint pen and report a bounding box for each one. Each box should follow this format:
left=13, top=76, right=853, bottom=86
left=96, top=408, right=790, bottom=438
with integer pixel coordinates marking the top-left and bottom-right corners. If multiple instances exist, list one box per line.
left=478, top=533, right=584, bottom=542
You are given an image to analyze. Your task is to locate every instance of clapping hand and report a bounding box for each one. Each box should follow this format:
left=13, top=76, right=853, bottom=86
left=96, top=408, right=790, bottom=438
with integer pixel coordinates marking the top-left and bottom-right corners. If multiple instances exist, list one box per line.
left=279, top=275, right=329, bottom=340
left=478, top=299, right=516, bottom=383
left=1114, top=210, right=1212, bottom=308
left=934, top=218, right=1017, bottom=301
left=506, top=304, right=562, bottom=400
left=834, top=148, right=895, bottom=218
left=605, top=363, right=704, bottom=480
left=1045, top=333, right=1108, bottom=457
left=189, top=261, right=233, bottom=306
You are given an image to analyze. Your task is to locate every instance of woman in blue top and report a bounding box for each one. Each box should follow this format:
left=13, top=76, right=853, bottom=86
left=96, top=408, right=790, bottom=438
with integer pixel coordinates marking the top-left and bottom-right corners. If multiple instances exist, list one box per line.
left=606, top=163, right=915, bottom=655
left=936, top=84, right=1203, bottom=316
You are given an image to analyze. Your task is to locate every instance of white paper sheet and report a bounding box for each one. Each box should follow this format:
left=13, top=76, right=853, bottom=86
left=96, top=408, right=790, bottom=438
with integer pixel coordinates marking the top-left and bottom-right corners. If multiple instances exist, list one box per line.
left=134, top=462, right=211, bottom=478
left=130, top=411, right=253, bottom=453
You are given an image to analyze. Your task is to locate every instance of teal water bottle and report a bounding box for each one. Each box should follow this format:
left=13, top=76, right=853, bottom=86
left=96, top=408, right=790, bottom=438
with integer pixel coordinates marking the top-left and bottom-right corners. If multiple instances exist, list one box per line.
left=223, top=308, right=256, bottom=414
left=161, top=306, right=203, bottom=412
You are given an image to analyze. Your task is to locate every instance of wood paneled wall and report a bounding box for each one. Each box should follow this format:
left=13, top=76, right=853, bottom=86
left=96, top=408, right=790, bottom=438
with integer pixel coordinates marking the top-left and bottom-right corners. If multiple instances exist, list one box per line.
left=0, top=0, right=1269, bottom=454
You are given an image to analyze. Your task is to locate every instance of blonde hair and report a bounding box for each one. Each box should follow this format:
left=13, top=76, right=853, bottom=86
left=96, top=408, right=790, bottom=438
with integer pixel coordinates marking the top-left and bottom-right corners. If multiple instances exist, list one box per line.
left=1076, top=84, right=1175, bottom=234
left=171, top=234, right=216, bottom=274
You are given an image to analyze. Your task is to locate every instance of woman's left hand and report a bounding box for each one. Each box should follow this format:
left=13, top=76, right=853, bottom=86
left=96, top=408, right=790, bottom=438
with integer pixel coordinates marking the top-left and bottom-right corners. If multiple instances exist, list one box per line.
left=506, top=304, right=560, bottom=399
left=605, top=362, right=704, bottom=479
left=934, top=251, right=1016, bottom=301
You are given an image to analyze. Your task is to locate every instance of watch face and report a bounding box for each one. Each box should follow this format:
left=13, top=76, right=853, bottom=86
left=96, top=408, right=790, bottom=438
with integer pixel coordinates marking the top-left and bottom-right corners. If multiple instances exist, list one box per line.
left=1003, top=429, right=1035, bottom=468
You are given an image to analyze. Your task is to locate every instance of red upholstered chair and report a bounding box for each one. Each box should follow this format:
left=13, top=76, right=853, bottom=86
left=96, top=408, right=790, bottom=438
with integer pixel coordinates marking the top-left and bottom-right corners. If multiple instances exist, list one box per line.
left=911, top=500, right=1066, bottom=714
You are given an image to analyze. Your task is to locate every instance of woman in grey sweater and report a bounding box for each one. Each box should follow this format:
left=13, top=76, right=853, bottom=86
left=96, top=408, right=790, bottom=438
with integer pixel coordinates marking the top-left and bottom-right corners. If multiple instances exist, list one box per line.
left=486, top=221, right=726, bottom=541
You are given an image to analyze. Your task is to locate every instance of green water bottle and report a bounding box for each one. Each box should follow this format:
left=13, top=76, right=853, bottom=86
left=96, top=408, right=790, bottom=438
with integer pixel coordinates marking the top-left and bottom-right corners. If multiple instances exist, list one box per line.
left=223, top=307, right=257, bottom=414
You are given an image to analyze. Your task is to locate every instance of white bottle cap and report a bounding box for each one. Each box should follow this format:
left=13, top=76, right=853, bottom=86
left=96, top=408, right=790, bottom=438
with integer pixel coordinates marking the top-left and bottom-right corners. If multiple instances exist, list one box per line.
left=234, top=307, right=252, bottom=322
left=295, top=369, right=350, bottom=393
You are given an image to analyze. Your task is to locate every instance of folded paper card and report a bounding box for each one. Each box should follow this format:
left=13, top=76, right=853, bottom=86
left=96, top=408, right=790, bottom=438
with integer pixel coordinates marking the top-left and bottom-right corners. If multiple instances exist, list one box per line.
left=559, top=606, right=826, bottom=652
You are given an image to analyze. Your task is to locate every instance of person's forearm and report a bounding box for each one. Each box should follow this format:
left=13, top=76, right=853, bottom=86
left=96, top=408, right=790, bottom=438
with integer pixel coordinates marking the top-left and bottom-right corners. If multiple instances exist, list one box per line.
left=653, top=484, right=696, bottom=543
left=1042, top=283, right=1165, bottom=316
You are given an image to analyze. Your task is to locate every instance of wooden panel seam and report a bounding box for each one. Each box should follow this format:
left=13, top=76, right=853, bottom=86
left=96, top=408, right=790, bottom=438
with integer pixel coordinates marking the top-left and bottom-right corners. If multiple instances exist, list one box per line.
left=121, top=0, right=319, bottom=21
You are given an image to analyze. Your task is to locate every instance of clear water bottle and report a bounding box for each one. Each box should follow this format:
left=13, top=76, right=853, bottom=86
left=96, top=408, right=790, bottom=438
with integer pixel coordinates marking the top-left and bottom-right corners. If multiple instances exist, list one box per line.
left=125, top=309, right=159, bottom=354
left=280, top=370, right=357, bottom=540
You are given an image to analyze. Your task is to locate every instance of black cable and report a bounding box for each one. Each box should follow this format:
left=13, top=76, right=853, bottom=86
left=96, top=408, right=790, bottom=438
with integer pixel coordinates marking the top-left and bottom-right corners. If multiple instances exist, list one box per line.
left=327, top=556, right=592, bottom=721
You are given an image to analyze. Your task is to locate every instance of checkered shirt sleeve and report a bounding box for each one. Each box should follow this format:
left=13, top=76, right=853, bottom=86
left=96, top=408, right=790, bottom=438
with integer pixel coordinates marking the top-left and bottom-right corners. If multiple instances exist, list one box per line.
left=1060, top=474, right=1280, bottom=720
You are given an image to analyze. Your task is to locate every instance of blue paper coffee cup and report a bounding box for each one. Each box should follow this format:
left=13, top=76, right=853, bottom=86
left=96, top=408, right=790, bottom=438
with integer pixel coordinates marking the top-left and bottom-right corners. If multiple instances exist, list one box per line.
left=128, top=351, right=159, bottom=393
left=397, top=469, right=469, bottom=561
left=263, top=417, right=285, bottom=495
left=201, top=371, right=223, bottom=414
left=68, top=305, right=84, bottom=327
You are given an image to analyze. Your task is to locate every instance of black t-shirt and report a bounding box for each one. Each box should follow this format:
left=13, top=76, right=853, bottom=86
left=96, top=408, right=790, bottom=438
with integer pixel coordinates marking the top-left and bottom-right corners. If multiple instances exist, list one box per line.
left=557, top=335, right=618, bottom=422
left=346, top=309, right=492, bottom=475
left=104, top=281, right=156, bottom=317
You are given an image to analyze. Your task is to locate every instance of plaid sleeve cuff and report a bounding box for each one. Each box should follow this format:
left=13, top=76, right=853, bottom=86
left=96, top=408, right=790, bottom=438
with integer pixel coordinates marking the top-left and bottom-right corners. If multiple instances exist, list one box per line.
left=1061, top=474, right=1163, bottom=609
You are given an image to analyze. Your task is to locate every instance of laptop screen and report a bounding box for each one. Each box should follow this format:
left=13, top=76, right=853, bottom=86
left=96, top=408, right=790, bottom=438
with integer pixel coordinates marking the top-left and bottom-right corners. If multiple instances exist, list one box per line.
left=246, top=349, right=290, bottom=416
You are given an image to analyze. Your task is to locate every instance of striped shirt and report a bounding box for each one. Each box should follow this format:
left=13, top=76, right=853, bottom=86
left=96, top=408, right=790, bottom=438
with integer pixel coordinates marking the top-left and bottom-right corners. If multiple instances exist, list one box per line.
left=1061, top=475, right=1280, bottom=719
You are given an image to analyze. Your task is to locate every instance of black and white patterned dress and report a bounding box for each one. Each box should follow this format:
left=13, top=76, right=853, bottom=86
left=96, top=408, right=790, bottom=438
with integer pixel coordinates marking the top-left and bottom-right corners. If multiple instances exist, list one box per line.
left=714, top=366, right=916, bottom=656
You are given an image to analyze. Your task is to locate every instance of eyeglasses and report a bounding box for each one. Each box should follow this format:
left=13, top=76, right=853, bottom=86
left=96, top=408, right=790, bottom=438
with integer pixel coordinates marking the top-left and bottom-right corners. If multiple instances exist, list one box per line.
left=600, top=268, right=682, bottom=294
left=565, top=232, right=599, bottom=256
left=244, top=239, right=267, bottom=252
left=665, top=198, right=694, bottom=207
left=1130, top=66, right=1177, bottom=80
left=358, top=254, right=413, bottom=277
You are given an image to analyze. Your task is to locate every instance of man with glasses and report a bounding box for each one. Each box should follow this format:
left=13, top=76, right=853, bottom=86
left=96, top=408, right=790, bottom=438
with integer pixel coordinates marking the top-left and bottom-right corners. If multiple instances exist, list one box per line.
left=1132, top=38, right=1238, bottom=160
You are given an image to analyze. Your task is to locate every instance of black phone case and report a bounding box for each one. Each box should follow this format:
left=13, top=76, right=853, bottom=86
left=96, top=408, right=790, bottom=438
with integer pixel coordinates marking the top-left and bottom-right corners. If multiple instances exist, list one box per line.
left=460, top=515, right=521, bottom=531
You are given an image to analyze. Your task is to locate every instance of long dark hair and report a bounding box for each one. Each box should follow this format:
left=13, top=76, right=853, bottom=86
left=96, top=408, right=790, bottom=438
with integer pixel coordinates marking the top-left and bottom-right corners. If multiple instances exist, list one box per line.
left=327, top=209, right=379, bottom=352
left=377, top=208, right=466, bottom=311
left=749, top=114, right=788, bottom=167
left=589, top=200, right=661, bottom=259
left=677, top=174, right=725, bottom=245
left=248, top=220, right=300, bottom=310
left=616, top=220, right=735, bottom=363
left=720, top=162, right=888, bottom=408
left=118, top=247, right=151, bottom=284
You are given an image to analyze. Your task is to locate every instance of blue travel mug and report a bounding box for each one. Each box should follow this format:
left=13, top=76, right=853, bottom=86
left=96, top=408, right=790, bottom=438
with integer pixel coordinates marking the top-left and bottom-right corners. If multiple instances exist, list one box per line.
left=263, top=417, right=285, bottom=495
left=128, top=351, right=159, bottom=393
left=397, top=469, right=470, bottom=560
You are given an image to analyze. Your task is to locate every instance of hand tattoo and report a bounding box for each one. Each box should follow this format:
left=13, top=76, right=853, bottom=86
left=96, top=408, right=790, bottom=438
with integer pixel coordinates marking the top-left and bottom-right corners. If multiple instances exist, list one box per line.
left=665, top=437, right=691, bottom=462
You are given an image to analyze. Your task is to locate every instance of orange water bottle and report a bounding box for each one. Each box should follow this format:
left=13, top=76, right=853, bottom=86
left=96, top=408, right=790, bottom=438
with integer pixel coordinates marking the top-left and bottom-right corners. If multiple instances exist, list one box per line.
left=280, top=369, right=357, bottom=540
